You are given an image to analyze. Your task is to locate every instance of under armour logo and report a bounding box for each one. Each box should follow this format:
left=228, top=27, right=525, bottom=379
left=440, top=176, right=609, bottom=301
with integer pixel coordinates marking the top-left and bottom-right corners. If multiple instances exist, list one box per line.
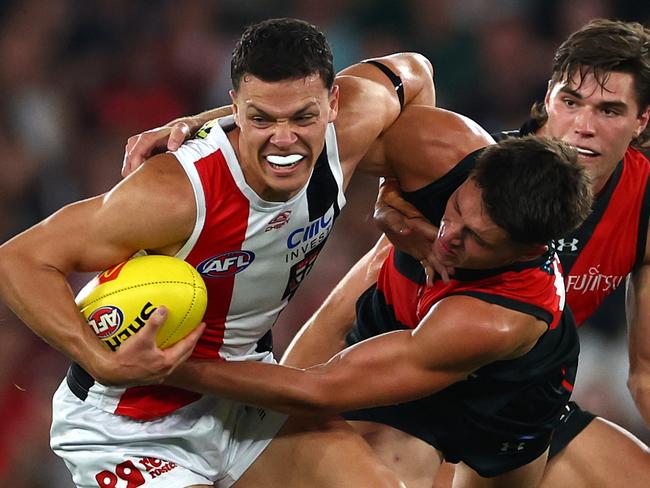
left=556, top=238, right=579, bottom=252
left=500, top=442, right=526, bottom=453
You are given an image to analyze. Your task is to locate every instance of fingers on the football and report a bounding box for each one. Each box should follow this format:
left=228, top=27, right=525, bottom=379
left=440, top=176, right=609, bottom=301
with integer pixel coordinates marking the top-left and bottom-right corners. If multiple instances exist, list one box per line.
left=183, top=322, right=205, bottom=348
left=166, top=322, right=205, bottom=362
left=144, top=306, right=168, bottom=335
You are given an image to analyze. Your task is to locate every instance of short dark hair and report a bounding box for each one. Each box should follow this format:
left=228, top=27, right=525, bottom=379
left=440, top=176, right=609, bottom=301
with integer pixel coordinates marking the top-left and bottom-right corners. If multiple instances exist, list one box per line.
left=231, top=18, right=334, bottom=92
left=531, top=19, right=650, bottom=148
left=472, top=136, right=592, bottom=245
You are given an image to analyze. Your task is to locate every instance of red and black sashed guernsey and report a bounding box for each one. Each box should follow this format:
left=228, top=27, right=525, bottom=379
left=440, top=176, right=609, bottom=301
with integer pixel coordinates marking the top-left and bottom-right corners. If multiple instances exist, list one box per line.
left=344, top=151, right=579, bottom=475
left=496, top=122, right=650, bottom=326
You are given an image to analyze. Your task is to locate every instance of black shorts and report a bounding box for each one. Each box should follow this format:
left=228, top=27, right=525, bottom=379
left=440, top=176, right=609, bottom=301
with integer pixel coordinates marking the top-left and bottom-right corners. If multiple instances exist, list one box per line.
left=548, top=401, right=596, bottom=458
left=344, top=399, right=555, bottom=478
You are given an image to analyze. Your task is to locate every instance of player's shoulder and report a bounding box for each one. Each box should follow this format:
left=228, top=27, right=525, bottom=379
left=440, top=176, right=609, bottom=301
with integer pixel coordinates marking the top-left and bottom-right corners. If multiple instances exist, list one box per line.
left=118, top=153, right=194, bottom=213
left=387, top=106, right=491, bottom=188
left=417, top=295, right=539, bottom=366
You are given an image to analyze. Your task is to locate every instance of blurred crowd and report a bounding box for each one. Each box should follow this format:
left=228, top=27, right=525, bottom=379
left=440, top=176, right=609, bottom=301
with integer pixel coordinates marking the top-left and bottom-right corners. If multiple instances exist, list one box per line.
left=1, top=0, right=649, bottom=486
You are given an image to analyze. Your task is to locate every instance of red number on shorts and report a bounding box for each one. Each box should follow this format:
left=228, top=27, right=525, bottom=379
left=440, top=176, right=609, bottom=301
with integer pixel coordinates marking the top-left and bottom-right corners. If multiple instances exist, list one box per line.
left=95, top=461, right=145, bottom=487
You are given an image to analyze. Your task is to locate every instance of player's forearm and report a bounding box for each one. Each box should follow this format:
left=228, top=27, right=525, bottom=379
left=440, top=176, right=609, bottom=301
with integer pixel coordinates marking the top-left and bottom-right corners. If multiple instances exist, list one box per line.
left=168, top=347, right=405, bottom=417
left=171, top=328, right=452, bottom=416
left=281, top=236, right=391, bottom=368
left=167, top=358, right=339, bottom=416
left=168, top=105, right=233, bottom=133
left=627, top=341, right=650, bottom=427
left=280, top=293, right=354, bottom=369
left=626, top=267, right=650, bottom=426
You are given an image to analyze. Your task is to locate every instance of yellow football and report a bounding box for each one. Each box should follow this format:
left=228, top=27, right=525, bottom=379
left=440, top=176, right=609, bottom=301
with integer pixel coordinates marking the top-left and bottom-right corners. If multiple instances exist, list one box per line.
left=76, top=255, right=207, bottom=352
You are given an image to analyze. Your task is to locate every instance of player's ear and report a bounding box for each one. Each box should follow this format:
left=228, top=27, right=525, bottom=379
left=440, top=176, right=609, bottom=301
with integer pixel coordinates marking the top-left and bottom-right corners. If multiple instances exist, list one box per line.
left=230, top=90, right=241, bottom=125
left=328, top=85, right=339, bottom=122
left=634, top=104, right=650, bottom=138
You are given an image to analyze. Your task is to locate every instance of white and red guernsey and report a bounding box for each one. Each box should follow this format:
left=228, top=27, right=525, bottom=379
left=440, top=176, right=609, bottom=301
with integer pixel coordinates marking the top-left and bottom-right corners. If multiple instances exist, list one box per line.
left=66, top=116, right=346, bottom=419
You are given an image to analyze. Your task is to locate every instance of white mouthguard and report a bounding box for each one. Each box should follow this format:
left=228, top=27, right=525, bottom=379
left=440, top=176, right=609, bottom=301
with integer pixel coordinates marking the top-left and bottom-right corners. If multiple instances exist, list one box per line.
left=266, top=154, right=303, bottom=166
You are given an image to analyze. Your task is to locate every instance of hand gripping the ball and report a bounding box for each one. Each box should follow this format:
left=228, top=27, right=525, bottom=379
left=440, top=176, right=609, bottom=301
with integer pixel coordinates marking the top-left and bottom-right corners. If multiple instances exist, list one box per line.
left=94, top=306, right=205, bottom=387
left=76, top=255, right=209, bottom=386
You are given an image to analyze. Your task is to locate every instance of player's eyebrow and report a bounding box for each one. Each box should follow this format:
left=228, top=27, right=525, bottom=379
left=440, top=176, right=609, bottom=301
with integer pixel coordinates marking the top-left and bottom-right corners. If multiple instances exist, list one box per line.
left=247, top=101, right=320, bottom=119
left=559, top=86, right=629, bottom=114
left=452, top=191, right=493, bottom=247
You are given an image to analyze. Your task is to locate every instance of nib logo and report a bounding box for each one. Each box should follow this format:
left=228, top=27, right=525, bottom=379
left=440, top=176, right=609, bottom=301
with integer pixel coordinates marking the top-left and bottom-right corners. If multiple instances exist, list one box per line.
left=265, top=211, right=292, bottom=232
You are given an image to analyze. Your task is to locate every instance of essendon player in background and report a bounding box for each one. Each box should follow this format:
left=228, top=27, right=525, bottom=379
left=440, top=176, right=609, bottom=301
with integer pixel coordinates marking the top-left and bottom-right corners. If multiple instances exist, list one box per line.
left=368, top=18, right=650, bottom=488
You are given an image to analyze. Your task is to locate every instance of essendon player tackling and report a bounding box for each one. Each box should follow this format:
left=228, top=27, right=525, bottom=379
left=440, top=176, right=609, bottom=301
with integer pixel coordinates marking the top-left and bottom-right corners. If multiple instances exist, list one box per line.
left=164, top=136, right=592, bottom=488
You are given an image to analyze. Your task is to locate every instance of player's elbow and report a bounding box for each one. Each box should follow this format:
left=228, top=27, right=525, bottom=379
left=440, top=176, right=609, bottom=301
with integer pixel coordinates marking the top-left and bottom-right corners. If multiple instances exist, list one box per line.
left=398, top=52, right=435, bottom=106
left=405, top=52, right=434, bottom=79
left=285, top=376, right=345, bottom=416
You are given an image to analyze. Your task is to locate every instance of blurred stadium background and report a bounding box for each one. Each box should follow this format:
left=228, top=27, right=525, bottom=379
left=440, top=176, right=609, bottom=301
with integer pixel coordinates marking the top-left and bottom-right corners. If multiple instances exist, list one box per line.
left=1, top=1, right=649, bottom=486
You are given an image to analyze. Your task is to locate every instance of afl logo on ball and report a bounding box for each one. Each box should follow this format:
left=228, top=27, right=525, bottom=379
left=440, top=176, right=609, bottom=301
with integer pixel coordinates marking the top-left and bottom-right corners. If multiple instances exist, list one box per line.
left=198, top=251, right=255, bottom=278
left=87, top=306, right=124, bottom=338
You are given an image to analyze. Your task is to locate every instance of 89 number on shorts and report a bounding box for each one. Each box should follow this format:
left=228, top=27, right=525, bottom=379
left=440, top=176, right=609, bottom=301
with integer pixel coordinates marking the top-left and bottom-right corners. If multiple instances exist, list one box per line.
left=95, top=460, right=145, bottom=488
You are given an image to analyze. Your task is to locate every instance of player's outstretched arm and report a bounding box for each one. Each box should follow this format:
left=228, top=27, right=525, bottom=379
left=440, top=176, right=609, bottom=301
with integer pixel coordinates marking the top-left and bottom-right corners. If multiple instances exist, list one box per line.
left=627, top=255, right=650, bottom=426
left=281, top=235, right=392, bottom=368
left=0, top=154, right=200, bottom=385
left=122, top=52, right=435, bottom=179
left=168, top=296, right=540, bottom=416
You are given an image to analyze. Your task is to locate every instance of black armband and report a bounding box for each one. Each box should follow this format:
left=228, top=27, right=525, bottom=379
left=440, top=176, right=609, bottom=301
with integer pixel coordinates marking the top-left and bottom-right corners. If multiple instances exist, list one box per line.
left=362, top=60, right=405, bottom=111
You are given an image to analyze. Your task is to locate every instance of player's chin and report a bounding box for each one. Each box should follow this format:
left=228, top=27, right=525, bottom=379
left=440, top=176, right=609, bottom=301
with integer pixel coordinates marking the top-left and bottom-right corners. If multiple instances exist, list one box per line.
left=268, top=165, right=312, bottom=190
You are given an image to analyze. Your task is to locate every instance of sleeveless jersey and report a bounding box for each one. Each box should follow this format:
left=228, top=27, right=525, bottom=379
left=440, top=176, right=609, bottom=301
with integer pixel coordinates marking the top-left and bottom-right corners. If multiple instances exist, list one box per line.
left=350, top=246, right=578, bottom=427
left=66, top=116, right=346, bottom=419
left=495, top=122, right=650, bottom=325
left=349, top=155, right=578, bottom=426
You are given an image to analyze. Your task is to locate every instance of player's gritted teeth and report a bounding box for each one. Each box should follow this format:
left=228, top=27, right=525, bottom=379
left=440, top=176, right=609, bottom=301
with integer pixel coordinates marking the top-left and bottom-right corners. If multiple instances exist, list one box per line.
left=265, top=154, right=306, bottom=171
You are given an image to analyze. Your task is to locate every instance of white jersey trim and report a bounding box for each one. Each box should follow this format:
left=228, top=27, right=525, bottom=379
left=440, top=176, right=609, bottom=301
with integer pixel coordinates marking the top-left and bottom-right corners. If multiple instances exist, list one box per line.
left=169, top=135, right=209, bottom=260
left=327, top=123, right=346, bottom=210
left=176, top=161, right=206, bottom=261
left=215, top=116, right=312, bottom=212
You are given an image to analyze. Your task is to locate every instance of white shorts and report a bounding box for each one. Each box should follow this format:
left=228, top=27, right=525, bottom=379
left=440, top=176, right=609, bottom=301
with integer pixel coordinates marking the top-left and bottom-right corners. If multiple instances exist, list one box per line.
left=51, top=378, right=287, bottom=488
